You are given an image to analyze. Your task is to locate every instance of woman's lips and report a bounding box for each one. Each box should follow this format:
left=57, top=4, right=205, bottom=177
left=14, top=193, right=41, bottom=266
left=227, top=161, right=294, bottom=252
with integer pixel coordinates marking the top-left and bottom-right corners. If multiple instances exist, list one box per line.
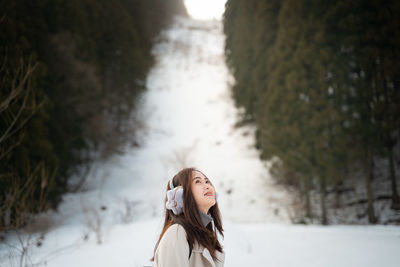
left=204, top=193, right=214, bottom=196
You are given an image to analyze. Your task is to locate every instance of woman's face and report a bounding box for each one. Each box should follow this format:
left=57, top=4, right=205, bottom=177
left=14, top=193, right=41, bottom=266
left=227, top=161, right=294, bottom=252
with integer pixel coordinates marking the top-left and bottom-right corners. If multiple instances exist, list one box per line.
left=190, top=170, right=216, bottom=214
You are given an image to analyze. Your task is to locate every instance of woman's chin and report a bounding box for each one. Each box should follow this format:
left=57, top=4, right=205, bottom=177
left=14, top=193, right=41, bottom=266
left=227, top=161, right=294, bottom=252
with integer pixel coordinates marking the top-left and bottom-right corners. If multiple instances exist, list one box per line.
left=207, top=199, right=216, bottom=206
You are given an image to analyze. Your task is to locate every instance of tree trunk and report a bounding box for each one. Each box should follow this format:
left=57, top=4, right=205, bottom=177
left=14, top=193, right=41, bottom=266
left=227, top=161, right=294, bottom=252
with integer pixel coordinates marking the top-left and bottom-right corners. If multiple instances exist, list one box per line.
left=364, top=150, right=376, bottom=224
left=319, top=176, right=327, bottom=225
left=388, top=145, right=400, bottom=209
left=381, top=63, right=400, bottom=210
left=305, top=177, right=312, bottom=218
left=334, top=184, right=341, bottom=209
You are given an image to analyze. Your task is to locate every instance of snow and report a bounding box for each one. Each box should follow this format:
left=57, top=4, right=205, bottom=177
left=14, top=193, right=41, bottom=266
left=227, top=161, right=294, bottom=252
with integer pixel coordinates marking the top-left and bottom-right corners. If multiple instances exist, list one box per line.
left=184, top=0, right=226, bottom=20
left=1, top=15, right=400, bottom=267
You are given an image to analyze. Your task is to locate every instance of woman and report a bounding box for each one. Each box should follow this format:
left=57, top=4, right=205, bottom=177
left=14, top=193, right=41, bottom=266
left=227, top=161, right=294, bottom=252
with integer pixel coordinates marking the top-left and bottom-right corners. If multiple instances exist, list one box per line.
left=151, top=167, right=225, bottom=267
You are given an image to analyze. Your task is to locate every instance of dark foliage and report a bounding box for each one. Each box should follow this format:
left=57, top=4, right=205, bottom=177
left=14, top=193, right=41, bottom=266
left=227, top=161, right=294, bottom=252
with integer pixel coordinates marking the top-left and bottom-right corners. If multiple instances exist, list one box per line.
left=0, top=0, right=187, bottom=230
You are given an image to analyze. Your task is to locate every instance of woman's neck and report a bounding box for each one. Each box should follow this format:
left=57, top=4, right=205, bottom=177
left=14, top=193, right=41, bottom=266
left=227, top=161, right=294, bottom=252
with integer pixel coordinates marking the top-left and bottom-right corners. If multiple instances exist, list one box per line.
left=199, top=211, right=213, bottom=227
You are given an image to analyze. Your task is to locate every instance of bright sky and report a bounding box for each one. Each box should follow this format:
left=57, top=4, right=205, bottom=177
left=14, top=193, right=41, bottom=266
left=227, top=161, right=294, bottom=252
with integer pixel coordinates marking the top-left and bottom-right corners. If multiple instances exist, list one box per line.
left=184, top=0, right=227, bottom=20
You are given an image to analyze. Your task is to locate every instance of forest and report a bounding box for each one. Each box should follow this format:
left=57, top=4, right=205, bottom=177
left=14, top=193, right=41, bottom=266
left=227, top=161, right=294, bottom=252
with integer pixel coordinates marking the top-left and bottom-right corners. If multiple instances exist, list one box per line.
left=223, top=0, right=400, bottom=224
left=0, top=0, right=187, bottom=230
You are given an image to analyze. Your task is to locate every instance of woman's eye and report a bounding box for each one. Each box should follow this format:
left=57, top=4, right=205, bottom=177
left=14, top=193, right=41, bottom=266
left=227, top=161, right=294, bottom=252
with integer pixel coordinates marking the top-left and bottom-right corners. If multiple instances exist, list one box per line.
left=194, top=180, right=211, bottom=184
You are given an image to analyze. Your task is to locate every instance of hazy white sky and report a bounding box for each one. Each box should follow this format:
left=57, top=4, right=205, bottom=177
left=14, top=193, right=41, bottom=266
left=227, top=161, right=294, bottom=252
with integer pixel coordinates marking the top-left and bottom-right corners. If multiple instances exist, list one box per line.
left=184, top=0, right=227, bottom=20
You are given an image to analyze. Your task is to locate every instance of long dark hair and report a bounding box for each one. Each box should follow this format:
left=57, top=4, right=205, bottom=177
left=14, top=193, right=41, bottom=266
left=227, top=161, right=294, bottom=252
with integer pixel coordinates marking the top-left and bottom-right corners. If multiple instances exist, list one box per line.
left=150, top=167, right=224, bottom=262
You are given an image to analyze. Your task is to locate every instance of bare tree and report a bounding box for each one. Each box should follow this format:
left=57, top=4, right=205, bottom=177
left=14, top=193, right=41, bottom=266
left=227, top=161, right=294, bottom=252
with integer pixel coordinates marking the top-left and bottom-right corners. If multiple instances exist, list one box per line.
left=0, top=56, right=43, bottom=157
left=80, top=197, right=105, bottom=245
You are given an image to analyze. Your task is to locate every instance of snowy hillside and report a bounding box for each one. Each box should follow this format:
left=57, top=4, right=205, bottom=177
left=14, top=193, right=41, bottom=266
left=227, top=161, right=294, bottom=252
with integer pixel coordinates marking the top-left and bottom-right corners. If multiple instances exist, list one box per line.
left=1, top=15, right=400, bottom=267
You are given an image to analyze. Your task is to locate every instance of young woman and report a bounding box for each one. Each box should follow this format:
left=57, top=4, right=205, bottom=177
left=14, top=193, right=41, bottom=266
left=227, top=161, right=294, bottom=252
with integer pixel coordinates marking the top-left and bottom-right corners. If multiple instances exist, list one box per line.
left=151, top=167, right=225, bottom=267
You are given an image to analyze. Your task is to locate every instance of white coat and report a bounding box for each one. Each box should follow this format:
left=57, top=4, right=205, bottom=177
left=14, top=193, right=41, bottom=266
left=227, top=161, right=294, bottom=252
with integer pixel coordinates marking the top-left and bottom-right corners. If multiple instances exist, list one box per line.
left=153, top=224, right=225, bottom=267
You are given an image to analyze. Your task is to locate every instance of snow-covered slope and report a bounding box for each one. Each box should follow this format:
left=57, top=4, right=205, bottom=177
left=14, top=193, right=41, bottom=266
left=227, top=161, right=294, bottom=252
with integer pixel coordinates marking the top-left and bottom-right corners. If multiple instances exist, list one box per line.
left=131, top=16, right=292, bottom=223
left=1, top=16, right=400, bottom=267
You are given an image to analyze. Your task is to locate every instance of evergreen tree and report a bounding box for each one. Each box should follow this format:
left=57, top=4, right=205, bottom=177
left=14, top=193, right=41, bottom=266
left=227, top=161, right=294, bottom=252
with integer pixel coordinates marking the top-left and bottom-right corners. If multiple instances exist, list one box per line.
left=223, top=0, right=400, bottom=224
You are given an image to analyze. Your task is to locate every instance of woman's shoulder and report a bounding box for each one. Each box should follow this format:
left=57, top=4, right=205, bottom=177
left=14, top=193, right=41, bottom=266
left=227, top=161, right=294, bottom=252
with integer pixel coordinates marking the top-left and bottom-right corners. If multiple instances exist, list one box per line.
left=165, top=223, right=186, bottom=234
left=160, top=223, right=188, bottom=244
left=156, top=223, right=190, bottom=258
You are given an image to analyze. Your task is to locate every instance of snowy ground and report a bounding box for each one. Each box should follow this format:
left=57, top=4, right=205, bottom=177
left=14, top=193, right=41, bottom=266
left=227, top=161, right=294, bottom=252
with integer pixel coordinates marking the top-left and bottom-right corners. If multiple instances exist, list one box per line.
left=1, top=15, right=400, bottom=267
